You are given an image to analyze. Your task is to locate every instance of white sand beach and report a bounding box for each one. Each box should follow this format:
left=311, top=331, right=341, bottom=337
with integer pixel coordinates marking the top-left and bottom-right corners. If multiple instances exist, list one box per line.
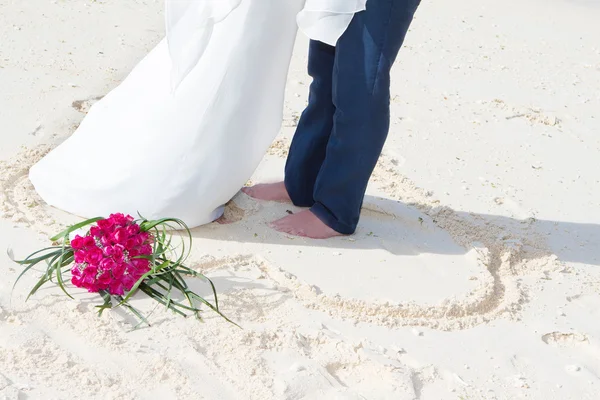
left=1, top=0, right=599, bottom=399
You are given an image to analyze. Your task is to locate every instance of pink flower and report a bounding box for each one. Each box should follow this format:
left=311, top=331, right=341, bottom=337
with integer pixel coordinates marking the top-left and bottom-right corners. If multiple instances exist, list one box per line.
left=112, top=262, right=126, bottom=278
left=69, top=215, right=154, bottom=296
left=122, top=274, right=137, bottom=291
left=82, top=273, right=96, bottom=287
left=83, top=265, right=98, bottom=276
left=70, top=235, right=84, bottom=250
left=131, top=235, right=142, bottom=247
left=71, top=275, right=82, bottom=287
left=90, top=226, right=102, bottom=237
left=86, top=283, right=100, bottom=293
left=100, top=235, right=112, bottom=247
left=111, top=227, right=129, bottom=246
left=74, top=250, right=86, bottom=264
left=108, top=213, right=132, bottom=227
left=97, top=218, right=114, bottom=232
left=109, top=280, right=124, bottom=296
left=126, top=224, right=140, bottom=236
left=99, top=258, right=116, bottom=271
left=86, top=248, right=103, bottom=264
left=97, top=271, right=112, bottom=286
left=111, top=245, right=125, bottom=262
left=82, top=236, right=95, bottom=248
left=125, top=238, right=137, bottom=251
left=71, top=266, right=83, bottom=286
left=102, top=246, right=113, bottom=257
left=140, top=244, right=153, bottom=255
left=128, top=248, right=140, bottom=258
left=131, top=258, right=150, bottom=271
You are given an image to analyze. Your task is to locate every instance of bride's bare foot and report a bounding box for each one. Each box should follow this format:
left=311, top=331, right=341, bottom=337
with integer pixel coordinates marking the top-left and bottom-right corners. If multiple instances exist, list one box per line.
left=270, top=210, right=343, bottom=239
left=242, top=182, right=291, bottom=202
left=215, top=215, right=233, bottom=225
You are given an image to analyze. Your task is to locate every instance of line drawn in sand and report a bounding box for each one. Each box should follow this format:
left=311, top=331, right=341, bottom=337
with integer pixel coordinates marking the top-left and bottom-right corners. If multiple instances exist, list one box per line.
left=0, top=140, right=568, bottom=332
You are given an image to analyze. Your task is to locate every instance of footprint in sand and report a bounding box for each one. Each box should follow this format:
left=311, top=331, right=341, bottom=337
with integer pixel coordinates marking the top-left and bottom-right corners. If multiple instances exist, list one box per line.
left=541, top=332, right=589, bottom=347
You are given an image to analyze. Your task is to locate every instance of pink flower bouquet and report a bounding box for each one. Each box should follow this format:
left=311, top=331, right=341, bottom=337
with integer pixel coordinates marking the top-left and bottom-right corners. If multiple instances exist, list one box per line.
left=12, top=213, right=233, bottom=327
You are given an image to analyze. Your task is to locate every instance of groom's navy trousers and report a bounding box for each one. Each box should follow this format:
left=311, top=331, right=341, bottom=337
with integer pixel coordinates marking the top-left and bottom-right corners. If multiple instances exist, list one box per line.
left=285, top=0, right=421, bottom=234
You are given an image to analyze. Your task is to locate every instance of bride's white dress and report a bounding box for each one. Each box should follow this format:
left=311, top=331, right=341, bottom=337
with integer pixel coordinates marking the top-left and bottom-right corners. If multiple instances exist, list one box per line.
left=29, top=0, right=366, bottom=228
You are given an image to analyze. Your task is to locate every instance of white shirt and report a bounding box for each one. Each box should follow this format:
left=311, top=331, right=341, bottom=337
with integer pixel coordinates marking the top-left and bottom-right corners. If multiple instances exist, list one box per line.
left=298, top=0, right=367, bottom=46
left=165, top=0, right=365, bottom=90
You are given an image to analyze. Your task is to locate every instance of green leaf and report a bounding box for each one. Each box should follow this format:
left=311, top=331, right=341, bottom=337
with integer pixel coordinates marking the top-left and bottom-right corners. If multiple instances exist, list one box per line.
left=172, top=270, right=189, bottom=290
left=26, top=274, right=51, bottom=300
left=139, top=217, right=187, bottom=232
left=138, top=284, right=188, bottom=317
left=11, top=247, right=62, bottom=265
left=12, top=249, right=62, bottom=291
left=207, top=277, right=219, bottom=311
left=117, top=260, right=170, bottom=306
left=54, top=249, right=74, bottom=300
left=188, top=292, right=240, bottom=328
left=44, top=251, right=64, bottom=283
left=174, top=267, right=208, bottom=282
left=164, top=273, right=174, bottom=309
left=140, top=218, right=192, bottom=266
left=50, top=217, right=103, bottom=241
left=120, top=302, right=150, bottom=328
left=141, top=281, right=197, bottom=312
left=150, top=272, right=196, bottom=315
left=96, top=290, right=113, bottom=317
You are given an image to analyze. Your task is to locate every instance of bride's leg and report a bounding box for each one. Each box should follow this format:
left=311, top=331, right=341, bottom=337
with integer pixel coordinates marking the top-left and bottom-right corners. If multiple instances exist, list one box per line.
left=243, top=40, right=336, bottom=205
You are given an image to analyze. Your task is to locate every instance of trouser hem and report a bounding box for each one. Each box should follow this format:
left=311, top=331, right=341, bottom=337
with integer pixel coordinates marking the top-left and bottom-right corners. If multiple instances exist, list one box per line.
left=310, top=202, right=355, bottom=235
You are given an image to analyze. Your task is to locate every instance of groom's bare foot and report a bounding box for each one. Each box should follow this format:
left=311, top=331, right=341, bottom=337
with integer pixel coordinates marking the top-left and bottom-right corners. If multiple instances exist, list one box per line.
left=242, top=182, right=291, bottom=202
left=270, top=210, right=343, bottom=239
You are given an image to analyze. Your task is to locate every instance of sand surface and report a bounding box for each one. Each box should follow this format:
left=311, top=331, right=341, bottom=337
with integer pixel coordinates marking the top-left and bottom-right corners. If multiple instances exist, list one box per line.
left=1, top=0, right=599, bottom=399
